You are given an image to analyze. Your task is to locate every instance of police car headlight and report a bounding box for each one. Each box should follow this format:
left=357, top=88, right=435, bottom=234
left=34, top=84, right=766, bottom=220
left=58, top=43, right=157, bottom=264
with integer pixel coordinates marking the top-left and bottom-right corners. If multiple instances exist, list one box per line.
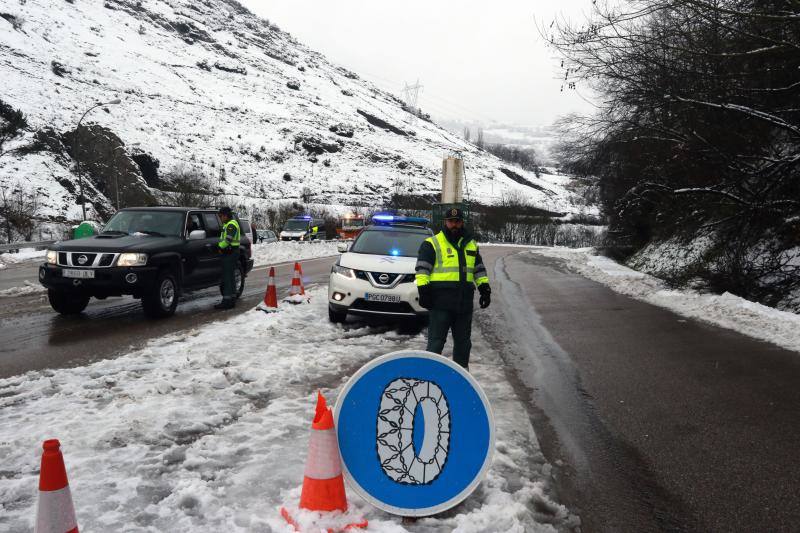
left=46, top=250, right=57, bottom=265
left=117, top=253, right=148, bottom=267
left=332, top=264, right=355, bottom=279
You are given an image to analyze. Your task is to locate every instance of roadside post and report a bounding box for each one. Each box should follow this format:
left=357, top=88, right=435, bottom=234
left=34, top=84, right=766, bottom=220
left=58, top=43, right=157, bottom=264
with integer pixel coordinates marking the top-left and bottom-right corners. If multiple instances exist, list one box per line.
left=335, top=350, right=495, bottom=517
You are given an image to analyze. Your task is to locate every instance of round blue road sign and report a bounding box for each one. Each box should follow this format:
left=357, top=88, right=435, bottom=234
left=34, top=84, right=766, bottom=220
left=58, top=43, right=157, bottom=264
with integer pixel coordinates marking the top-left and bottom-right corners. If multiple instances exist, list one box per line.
left=334, top=350, right=495, bottom=516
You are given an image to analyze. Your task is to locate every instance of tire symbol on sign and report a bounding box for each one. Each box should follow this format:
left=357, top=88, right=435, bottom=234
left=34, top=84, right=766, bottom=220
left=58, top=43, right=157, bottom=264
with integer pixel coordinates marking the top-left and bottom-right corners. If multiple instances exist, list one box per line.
left=376, top=378, right=450, bottom=485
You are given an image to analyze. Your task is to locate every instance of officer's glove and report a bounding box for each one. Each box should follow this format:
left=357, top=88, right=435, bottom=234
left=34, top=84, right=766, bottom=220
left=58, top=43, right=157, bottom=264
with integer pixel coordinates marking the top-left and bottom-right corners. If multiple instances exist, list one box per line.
left=478, top=284, right=491, bottom=309
left=418, top=285, right=433, bottom=309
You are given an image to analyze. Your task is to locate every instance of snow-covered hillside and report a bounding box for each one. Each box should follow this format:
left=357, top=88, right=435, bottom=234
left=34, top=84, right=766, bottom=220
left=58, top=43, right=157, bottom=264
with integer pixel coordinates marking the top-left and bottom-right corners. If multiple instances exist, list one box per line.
left=0, top=0, right=587, bottom=229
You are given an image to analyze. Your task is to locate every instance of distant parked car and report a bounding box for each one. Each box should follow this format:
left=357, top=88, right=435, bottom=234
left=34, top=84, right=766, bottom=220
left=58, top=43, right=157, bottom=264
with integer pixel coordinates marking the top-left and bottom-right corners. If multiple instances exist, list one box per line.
left=256, top=229, right=278, bottom=244
left=238, top=218, right=257, bottom=247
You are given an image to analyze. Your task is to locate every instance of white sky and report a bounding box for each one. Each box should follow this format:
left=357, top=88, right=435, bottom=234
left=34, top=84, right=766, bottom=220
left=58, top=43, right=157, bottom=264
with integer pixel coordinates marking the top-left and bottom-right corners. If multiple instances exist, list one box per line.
left=241, top=0, right=599, bottom=127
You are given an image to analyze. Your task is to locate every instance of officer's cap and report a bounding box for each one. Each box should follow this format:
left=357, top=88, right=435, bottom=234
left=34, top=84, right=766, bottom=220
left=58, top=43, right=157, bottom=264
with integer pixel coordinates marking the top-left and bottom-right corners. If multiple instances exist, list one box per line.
left=218, top=206, right=233, bottom=217
left=444, top=207, right=464, bottom=220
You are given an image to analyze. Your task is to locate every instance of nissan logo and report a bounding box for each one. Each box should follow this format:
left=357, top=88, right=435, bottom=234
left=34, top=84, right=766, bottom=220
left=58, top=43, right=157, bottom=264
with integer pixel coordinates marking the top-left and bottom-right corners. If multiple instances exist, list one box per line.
left=378, top=273, right=390, bottom=284
left=77, top=254, right=89, bottom=265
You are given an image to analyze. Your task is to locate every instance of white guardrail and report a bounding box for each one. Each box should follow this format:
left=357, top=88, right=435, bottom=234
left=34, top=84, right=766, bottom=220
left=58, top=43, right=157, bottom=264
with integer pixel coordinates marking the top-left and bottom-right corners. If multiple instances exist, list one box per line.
left=0, top=240, right=57, bottom=253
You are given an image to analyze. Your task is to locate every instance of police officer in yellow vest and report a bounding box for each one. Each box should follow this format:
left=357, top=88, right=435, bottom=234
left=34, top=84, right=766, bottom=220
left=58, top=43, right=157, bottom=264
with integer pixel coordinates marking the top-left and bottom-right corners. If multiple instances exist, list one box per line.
left=215, top=206, right=241, bottom=310
left=415, top=208, right=490, bottom=370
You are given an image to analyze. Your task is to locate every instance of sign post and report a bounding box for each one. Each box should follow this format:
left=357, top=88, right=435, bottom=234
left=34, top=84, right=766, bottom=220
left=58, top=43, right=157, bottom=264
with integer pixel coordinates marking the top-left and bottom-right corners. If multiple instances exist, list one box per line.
left=334, top=350, right=495, bottom=517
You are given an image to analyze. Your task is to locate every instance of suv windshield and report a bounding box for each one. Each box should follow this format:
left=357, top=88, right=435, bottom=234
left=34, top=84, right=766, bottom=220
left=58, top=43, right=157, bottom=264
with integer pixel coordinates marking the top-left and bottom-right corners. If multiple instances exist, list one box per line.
left=103, top=211, right=184, bottom=237
left=350, top=228, right=429, bottom=257
left=284, top=220, right=310, bottom=231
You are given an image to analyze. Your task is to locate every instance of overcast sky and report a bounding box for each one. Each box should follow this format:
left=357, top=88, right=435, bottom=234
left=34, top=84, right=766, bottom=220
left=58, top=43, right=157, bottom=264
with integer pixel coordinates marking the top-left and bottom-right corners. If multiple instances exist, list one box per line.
left=241, top=1, right=598, bottom=127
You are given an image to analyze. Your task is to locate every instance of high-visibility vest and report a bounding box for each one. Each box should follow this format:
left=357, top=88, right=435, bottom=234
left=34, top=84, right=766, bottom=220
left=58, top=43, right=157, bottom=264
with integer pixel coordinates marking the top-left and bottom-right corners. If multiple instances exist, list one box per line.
left=218, top=219, right=241, bottom=249
left=416, top=231, right=488, bottom=286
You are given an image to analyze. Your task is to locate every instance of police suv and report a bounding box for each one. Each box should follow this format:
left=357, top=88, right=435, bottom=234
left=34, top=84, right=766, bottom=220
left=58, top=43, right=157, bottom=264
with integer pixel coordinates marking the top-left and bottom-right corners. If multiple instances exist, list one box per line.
left=328, top=215, right=433, bottom=322
left=280, top=215, right=325, bottom=241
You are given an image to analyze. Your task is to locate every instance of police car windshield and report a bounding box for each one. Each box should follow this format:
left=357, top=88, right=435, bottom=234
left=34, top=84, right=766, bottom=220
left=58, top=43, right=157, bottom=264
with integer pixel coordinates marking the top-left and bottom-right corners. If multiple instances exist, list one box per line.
left=350, top=228, right=428, bottom=257
left=103, top=211, right=184, bottom=237
left=284, top=220, right=310, bottom=230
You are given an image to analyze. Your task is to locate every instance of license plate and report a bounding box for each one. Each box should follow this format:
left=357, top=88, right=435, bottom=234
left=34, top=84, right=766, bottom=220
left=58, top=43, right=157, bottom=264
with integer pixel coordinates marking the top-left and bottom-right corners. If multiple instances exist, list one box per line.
left=63, top=269, right=95, bottom=279
left=365, top=292, right=400, bottom=303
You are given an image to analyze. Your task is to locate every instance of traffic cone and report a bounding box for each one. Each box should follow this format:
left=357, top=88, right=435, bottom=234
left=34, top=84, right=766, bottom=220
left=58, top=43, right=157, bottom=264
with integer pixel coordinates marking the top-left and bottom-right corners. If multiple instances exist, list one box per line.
left=284, top=262, right=309, bottom=304
left=35, top=439, right=79, bottom=533
left=257, top=267, right=278, bottom=312
left=280, top=392, right=367, bottom=532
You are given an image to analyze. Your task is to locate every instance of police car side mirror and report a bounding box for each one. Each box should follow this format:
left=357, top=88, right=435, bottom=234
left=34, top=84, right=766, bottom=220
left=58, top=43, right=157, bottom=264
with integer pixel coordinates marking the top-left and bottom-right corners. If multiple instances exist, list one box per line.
left=188, top=229, right=207, bottom=240
left=337, top=242, right=349, bottom=253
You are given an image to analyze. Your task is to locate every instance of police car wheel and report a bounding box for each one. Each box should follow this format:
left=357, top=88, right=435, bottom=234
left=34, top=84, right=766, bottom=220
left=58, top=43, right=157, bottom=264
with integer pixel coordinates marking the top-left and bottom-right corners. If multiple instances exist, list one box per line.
left=142, top=271, right=179, bottom=318
left=48, top=289, right=90, bottom=315
left=328, top=307, right=347, bottom=323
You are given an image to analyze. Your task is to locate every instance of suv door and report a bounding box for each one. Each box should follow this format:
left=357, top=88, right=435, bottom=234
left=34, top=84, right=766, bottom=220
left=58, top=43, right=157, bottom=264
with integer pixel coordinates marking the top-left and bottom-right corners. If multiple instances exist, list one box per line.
left=201, top=212, right=223, bottom=282
left=182, top=212, right=216, bottom=287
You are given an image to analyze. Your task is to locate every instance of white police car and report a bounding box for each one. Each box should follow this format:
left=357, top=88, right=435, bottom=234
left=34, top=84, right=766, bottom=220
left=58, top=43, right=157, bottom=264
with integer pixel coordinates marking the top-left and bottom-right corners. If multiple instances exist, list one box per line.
left=328, top=215, right=433, bottom=322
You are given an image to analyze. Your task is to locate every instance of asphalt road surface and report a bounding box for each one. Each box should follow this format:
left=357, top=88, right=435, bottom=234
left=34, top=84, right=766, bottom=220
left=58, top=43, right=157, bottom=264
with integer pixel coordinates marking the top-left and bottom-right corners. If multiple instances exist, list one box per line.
left=3, top=246, right=799, bottom=532
left=477, top=249, right=800, bottom=533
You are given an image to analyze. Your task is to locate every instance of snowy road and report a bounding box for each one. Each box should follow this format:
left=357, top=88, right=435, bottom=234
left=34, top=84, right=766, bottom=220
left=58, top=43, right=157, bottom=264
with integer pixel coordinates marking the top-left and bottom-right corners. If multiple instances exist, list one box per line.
left=2, top=245, right=799, bottom=531
left=0, top=255, right=338, bottom=379
left=0, top=246, right=575, bottom=532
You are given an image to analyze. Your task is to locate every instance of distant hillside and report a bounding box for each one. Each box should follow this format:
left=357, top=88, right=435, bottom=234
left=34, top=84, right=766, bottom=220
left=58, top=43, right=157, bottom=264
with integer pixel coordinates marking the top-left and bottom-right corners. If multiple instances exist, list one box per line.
left=0, top=0, right=592, bottom=239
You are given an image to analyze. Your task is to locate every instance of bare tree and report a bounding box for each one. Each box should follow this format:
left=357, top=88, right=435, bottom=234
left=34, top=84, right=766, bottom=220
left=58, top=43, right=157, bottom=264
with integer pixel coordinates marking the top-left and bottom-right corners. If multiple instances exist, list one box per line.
left=0, top=181, right=40, bottom=243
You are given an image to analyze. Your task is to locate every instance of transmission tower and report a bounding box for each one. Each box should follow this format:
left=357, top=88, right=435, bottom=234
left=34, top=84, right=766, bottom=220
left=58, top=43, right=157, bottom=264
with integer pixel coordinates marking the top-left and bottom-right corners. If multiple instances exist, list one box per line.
left=402, top=79, right=423, bottom=122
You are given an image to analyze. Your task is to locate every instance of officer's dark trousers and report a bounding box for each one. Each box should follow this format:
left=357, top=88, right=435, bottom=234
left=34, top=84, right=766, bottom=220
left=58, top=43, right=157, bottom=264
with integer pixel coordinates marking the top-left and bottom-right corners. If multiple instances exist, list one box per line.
left=426, top=308, right=473, bottom=369
left=221, top=249, right=239, bottom=301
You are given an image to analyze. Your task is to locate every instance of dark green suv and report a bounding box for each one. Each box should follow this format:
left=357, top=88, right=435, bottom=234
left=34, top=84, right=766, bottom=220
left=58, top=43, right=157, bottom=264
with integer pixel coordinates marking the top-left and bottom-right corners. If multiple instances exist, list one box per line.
left=39, top=207, right=254, bottom=318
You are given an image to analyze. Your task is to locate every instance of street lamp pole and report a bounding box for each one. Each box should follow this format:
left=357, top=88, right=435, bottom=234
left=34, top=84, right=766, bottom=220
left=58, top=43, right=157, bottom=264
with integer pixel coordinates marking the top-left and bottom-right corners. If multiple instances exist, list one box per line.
left=112, top=141, right=139, bottom=211
left=74, top=98, right=121, bottom=221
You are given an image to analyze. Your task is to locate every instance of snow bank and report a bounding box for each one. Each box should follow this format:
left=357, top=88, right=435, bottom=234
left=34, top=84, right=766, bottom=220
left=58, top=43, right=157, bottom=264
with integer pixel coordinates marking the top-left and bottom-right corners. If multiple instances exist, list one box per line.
left=532, top=247, right=800, bottom=353
left=0, top=287, right=573, bottom=532
left=251, top=241, right=338, bottom=267
left=0, top=248, right=47, bottom=265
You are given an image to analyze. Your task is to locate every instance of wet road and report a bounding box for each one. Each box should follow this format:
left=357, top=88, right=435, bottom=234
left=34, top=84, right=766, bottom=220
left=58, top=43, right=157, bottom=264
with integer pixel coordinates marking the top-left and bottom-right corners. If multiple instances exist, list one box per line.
left=4, top=246, right=800, bottom=532
left=0, top=256, right=337, bottom=378
left=479, top=250, right=800, bottom=532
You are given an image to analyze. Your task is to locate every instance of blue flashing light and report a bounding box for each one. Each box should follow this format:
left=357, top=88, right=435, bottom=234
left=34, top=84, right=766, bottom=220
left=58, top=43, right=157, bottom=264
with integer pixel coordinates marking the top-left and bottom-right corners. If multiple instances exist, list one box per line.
left=389, top=248, right=400, bottom=256
left=292, top=215, right=312, bottom=220
left=373, top=214, right=395, bottom=222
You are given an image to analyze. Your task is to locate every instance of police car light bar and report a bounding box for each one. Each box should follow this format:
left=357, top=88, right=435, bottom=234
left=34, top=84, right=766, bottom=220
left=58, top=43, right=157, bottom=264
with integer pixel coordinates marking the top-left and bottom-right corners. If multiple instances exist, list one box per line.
left=292, top=215, right=312, bottom=220
left=372, top=214, right=430, bottom=226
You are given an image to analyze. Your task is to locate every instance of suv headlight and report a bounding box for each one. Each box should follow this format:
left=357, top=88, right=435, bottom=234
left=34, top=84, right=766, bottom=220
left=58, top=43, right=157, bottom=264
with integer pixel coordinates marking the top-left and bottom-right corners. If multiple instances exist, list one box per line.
left=332, top=264, right=355, bottom=279
left=117, top=253, right=148, bottom=267
left=46, top=250, right=57, bottom=265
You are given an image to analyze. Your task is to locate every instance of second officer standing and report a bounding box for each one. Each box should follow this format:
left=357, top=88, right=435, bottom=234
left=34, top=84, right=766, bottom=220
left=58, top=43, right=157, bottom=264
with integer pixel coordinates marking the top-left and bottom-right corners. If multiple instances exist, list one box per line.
left=415, top=208, right=491, bottom=370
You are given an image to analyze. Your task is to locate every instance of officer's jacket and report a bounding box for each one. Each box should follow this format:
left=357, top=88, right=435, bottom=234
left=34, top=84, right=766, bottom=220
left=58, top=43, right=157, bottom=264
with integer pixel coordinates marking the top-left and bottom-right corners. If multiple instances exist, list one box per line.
left=415, top=230, right=488, bottom=312
left=218, top=219, right=241, bottom=251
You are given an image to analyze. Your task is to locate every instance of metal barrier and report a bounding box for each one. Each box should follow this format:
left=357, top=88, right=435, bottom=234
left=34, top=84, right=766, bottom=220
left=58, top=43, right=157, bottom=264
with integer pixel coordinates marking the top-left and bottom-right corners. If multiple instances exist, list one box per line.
left=0, top=240, right=57, bottom=253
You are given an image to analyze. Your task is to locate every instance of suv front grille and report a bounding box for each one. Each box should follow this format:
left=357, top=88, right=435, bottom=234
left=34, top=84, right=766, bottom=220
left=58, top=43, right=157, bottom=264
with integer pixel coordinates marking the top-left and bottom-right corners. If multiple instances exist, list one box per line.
left=354, top=270, right=416, bottom=288
left=56, top=252, right=120, bottom=268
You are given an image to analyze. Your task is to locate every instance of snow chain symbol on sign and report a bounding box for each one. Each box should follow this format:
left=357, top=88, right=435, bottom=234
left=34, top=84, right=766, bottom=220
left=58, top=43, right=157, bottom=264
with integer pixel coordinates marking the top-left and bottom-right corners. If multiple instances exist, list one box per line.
left=376, top=378, right=451, bottom=485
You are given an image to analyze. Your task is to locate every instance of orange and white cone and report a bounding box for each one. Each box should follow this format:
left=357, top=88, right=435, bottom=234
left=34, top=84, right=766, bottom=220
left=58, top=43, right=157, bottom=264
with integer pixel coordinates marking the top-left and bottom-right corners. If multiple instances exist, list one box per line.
left=35, top=439, right=78, bottom=533
left=281, top=392, right=367, bottom=532
left=284, top=262, right=309, bottom=304
left=257, top=267, right=278, bottom=312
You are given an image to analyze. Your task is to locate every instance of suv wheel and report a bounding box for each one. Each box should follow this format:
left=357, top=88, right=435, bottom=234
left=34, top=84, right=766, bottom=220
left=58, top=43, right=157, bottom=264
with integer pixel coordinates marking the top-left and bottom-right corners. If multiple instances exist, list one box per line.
left=220, top=262, right=245, bottom=299
left=328, top=307, right=347, bottom=323
left=48, top=289, right=90, bottom=315
left=142, top=270, right=179, bottom=318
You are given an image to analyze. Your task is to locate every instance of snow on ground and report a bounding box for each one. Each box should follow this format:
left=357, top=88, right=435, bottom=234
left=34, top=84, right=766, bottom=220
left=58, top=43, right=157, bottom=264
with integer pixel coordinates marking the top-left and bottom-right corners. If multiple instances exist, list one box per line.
left=531, top=247, right=800, bottom=353
left=0, top=248, right=47, bottom=266
left=0, top=280, right=46, bottom=298
left=251, top=240, right=339, bottom=267
left=0, top=287, right=574, bottom=532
